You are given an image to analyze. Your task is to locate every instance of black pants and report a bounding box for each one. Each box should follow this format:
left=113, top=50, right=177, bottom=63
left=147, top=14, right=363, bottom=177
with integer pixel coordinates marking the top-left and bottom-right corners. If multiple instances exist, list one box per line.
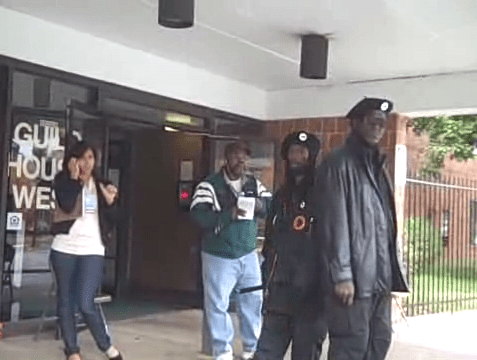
left=326, top=293, right=392, bottom=360
left=254, top=308, right=327, bottom=360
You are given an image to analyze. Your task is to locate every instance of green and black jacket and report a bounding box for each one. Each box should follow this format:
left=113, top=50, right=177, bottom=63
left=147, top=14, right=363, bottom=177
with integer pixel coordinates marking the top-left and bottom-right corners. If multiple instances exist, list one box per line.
left=190, top=169, right=267, bottom=259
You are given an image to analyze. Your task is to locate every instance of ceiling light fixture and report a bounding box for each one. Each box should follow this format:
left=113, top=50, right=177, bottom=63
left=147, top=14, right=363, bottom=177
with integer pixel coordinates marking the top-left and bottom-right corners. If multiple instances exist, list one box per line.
left=300, top=34, right=329, bottom=79
left=158, top=0, right=194, bottom=29
left=165, top=112, right=192, bottom=124
left=164, top=126, right=180, bottom=132
left=162, top=125, right=239, bottom=140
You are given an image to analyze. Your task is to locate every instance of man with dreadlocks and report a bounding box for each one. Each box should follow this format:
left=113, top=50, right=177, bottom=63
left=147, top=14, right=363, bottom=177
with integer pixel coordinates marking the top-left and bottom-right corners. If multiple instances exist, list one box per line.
left=254, top=131, right=327, bottom=360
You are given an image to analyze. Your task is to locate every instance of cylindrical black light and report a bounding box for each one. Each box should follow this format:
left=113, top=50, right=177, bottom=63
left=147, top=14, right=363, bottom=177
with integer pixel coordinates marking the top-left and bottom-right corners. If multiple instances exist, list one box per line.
left=300, top=34, right=329, bottom=79
left=158, top=0, right=194, bottom=29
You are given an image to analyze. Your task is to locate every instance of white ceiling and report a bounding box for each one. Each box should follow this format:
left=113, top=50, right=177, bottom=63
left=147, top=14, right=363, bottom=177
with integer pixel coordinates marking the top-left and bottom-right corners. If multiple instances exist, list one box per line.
left=1, top=0, right=477, bottom=91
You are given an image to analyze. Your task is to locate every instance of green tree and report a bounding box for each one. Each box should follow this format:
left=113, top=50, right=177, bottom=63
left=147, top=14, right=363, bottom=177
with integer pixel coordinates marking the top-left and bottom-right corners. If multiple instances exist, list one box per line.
left=412, top=115, right=477, bottom=175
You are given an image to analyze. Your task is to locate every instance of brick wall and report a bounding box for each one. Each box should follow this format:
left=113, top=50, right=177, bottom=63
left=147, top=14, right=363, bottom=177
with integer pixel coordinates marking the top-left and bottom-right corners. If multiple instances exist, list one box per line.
left=264, top=113, right=408, bottom=187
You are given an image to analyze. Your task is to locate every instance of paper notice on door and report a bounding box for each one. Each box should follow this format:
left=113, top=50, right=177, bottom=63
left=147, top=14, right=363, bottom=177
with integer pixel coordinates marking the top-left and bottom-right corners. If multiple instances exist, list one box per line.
left=237, top=196, right=255, bottom=220
left=180, top=160, right=194, bottom=181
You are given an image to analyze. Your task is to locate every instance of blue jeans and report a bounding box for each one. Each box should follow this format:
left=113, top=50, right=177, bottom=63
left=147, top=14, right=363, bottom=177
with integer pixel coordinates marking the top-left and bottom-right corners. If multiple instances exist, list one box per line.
left=50, top=250, right=111, bottom=356
left=202, top=251, right=263, bottom=357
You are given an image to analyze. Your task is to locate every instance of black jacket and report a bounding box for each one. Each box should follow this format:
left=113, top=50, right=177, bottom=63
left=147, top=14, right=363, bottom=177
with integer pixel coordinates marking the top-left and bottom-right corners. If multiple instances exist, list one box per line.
left=316, top=134, right=409, bottom=298
left=51, top=171, right=118, bottom=247
left=264, top=176, right=322, bottom=314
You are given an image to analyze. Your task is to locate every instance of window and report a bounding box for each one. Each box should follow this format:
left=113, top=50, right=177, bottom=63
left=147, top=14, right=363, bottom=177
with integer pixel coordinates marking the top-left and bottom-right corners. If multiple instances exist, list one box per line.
left=12, top=72, right=91, bottom=110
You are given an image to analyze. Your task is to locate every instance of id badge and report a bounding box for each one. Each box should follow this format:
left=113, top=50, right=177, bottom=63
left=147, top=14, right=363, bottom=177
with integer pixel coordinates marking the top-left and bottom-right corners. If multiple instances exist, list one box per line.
left=83, top=191, right=98, bottom=215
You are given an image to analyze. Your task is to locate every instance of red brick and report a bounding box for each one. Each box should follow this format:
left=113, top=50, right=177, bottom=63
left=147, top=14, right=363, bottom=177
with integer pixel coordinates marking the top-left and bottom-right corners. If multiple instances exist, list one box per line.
left=396, top=114, right=409, bottom=132
left=336, top=117, right=350, bottom=133
left=265, top=121, right=281, bottom=140
left=294, top=119, right=309, bottom=131
left=396, top=129, right=406, bottom=145
left=280, top=120, right=295, bottom=137
left=390, top=130, right=398, bottom=147
left=308, top=118, right=323, bottom=134
left=328, top=133, right=346, bottom=150
left=323, top=118, right=337, bottom=133
left=387, top=113, right=398, bottom=132
left=380, top=131, right=391, bottom=148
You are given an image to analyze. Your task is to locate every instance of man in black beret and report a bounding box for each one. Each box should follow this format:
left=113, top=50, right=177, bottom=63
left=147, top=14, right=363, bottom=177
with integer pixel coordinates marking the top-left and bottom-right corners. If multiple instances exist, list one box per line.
left=254, top=131, right=327, bottom=360
left=316, top=98, right=409, bottom=359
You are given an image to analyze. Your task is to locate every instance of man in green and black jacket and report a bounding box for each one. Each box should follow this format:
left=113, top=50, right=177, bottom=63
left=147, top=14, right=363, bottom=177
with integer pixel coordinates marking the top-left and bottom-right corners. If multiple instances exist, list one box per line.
left=190, top=141, right=268, bottom=360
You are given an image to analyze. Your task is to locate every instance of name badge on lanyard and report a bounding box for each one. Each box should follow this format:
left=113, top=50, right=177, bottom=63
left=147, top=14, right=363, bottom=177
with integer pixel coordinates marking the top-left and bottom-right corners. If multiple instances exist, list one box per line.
left=83, top=186, right=98, bottom=215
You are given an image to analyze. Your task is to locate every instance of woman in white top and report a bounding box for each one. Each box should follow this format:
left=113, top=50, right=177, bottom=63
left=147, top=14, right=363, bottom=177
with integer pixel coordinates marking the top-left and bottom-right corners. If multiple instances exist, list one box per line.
left=50, top=141, right=123, bottom=360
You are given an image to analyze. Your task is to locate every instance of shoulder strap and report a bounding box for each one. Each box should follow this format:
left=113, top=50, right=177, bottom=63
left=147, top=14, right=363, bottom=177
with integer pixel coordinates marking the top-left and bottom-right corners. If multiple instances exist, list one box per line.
left=242, top=175, right=259, bottom=196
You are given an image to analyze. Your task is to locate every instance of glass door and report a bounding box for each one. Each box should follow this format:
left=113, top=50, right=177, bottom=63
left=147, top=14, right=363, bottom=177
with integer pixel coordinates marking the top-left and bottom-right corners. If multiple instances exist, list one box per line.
left=66, top=102, right=119, bottom=295
left=0, top=100, right=116, bottom=321
left=67, top=104, right=158, bottom=297
left=1, top=108, right=66, bottom=321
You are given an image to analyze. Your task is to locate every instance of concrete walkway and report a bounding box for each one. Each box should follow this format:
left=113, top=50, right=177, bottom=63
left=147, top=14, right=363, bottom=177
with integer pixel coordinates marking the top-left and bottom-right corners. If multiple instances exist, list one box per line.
left=389, top=310, right=477, bottom=360
left=1, top=307, right=477, bottom=359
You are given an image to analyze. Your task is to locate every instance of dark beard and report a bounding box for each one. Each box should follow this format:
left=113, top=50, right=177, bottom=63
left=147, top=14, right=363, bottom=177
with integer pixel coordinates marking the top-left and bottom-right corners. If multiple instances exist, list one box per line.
left=282, top=165, right=314, bottom=203
left=288, top=166, right=306, bottom=178
left=287, top=165, right=313, bottom=186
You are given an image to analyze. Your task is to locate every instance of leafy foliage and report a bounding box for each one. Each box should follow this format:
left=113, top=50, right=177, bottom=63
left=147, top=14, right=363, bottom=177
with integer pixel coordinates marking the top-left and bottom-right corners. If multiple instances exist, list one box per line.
left=412, top=115, right=477, bottom=175
left=404, top=216, right=443, bottom=276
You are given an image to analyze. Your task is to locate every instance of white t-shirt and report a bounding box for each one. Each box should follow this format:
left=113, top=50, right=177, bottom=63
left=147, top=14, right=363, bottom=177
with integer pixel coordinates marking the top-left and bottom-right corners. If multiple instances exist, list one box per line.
left=51, top=178, right=105, bottom=256
left=228, top=178, right=242, bottom=194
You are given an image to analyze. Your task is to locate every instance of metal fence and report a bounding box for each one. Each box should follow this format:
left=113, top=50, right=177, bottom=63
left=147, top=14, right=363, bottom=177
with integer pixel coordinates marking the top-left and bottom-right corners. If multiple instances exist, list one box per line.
left=403, top=172, right=477, bottom=316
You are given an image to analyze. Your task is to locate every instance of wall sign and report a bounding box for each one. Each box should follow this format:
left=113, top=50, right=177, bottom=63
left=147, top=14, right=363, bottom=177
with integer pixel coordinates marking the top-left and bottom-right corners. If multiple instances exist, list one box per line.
left=6, top=212, right=23, bottom=231
left=8, top=119, right=65, bottom=210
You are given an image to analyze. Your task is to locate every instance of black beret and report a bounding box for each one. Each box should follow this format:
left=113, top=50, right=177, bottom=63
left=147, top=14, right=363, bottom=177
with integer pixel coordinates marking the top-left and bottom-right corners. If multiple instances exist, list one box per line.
left=346, top=97, right=393, bottom=120
left=281, top=131, right=321, bottom=161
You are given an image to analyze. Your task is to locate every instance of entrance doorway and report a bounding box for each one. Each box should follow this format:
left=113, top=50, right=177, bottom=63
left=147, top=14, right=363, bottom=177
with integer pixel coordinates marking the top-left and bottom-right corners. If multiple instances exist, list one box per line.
left=0, top=102, right=163, bottom=321
left=1, top=99, right=272, bottom=322
left=128, top=129, right=204, bottom=299
left=66, top=103, right=158, bottom=298
left=0, top=66, right=271, bottom=323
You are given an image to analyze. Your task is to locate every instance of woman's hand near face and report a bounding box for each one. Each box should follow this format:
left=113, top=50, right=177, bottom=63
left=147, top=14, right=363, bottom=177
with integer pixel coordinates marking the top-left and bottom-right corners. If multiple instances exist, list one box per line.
left=68, top=158, right=80, bottom=180
left=99, top=183, right=118, bottom=205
